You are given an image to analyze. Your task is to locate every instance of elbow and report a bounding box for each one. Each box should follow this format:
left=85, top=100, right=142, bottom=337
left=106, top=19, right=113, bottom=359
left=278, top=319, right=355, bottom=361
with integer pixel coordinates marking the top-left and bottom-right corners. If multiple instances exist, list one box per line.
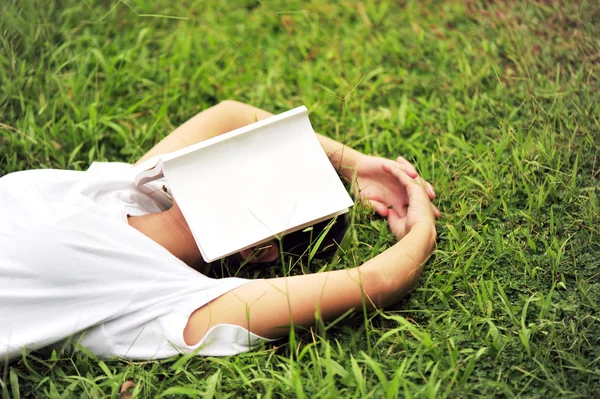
left=217, top=99, right=247, bottom=113
left=217, top=99, right=239, bottom=108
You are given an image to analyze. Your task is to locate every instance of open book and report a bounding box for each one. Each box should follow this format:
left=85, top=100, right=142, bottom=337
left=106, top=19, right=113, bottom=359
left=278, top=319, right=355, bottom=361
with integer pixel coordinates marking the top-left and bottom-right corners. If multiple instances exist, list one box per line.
left=133, top=106, right=354, bottom=262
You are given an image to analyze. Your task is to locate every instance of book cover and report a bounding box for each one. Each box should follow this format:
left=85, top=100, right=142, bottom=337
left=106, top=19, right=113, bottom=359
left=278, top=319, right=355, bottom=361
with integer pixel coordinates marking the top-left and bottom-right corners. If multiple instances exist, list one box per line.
left=133, top=106, right=354, bottom=262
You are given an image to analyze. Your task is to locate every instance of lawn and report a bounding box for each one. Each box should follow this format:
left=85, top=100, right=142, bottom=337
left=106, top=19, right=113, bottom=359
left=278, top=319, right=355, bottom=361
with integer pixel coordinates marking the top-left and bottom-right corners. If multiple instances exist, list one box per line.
left=1, top=0, right=599, bottom=397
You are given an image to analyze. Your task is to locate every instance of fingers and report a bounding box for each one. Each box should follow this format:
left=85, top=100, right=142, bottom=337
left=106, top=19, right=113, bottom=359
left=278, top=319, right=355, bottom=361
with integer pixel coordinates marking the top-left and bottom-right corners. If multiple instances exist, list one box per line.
left=387, top=208, right=407, bottom=239
left=396, top=156, right=436, bottom=199
left=369, top=199, right=389, bottom=217
left=382, top=163, right=436, bottom=219
left=432, top=204, right=441, bottom=218
left=386, top=163, right=440, bottom=217
left=382, top=163, right=428, bottom=200
left=396, top=156, right=417, bottom=175
left=427, top=182, right=436, bottom=199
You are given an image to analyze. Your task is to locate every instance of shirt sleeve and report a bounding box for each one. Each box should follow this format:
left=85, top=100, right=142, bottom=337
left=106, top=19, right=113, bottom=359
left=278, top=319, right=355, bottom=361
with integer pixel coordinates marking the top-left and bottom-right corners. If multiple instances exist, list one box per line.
left=87, top=161, right=173, bottom=214
left=0, top=164, right=276, bottom=361
left=79, top=276, right=277, bottom=360
left=160, top=286, right=279, bottom=357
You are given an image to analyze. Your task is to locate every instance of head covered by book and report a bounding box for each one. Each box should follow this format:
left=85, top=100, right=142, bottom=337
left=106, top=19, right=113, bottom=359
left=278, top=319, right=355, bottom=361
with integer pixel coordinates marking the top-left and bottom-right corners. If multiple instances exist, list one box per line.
left=238, top=215, right=349, bottom=265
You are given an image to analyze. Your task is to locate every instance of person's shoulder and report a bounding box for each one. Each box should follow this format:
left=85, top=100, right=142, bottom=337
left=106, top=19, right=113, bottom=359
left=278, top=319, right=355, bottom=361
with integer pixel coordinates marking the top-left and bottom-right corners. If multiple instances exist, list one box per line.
left=86, top=161, right=135, bottom=179
left=0, top=168, right=81, bottom=188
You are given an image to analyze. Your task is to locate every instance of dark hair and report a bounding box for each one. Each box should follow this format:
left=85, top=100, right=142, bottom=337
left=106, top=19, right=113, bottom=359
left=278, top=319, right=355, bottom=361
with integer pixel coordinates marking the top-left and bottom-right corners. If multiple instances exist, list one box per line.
left=278, top=214, right=349, bottom=261
left=200, top=215, right=350, bottom=276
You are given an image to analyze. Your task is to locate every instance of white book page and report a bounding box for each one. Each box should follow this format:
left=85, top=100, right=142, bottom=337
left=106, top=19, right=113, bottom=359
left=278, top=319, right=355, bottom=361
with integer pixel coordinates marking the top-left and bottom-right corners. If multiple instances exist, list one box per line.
left=131, top=106, right=311, bottom=185
left=162, top=109, right=354, bottom=262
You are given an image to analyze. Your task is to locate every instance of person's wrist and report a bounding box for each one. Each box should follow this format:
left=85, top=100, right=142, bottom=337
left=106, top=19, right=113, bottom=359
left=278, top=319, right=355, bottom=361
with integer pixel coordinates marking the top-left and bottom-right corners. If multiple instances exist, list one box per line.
left=406, top=221, right=437, bottom=245
left=340, top=151, right=365, bottom=179
left=351, top=148, right=366, bottom=161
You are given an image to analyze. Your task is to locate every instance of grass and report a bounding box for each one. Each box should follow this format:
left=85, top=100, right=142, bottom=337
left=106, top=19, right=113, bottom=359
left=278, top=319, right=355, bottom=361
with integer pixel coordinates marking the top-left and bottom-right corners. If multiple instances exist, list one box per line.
left=1, top=0, right=599, bottom=397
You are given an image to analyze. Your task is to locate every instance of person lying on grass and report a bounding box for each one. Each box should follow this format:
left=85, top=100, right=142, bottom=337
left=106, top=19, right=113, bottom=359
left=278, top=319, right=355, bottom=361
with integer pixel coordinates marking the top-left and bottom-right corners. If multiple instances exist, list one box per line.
left=0, top=100, right=439, bottom=361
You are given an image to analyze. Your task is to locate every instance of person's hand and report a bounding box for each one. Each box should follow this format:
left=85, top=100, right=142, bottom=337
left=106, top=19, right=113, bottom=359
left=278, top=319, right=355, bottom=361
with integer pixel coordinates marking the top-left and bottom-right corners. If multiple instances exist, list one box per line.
left=380, top=162, right=437, bottom=238
left=355, top=155, right=439, bottom=238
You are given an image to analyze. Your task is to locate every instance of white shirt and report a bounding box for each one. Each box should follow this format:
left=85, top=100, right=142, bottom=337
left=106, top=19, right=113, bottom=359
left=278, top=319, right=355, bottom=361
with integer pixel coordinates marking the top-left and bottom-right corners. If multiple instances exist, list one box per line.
left=0, top=162, right=270, bottom=361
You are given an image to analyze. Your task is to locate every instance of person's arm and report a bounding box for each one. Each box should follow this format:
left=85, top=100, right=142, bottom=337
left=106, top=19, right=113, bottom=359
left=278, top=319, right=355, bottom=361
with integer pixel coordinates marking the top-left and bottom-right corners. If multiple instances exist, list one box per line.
left=134, top=100, right=362, bottom=179
left=134, top=100, right=439, bottom=237
left=183, top=164, right=436, bottom=343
